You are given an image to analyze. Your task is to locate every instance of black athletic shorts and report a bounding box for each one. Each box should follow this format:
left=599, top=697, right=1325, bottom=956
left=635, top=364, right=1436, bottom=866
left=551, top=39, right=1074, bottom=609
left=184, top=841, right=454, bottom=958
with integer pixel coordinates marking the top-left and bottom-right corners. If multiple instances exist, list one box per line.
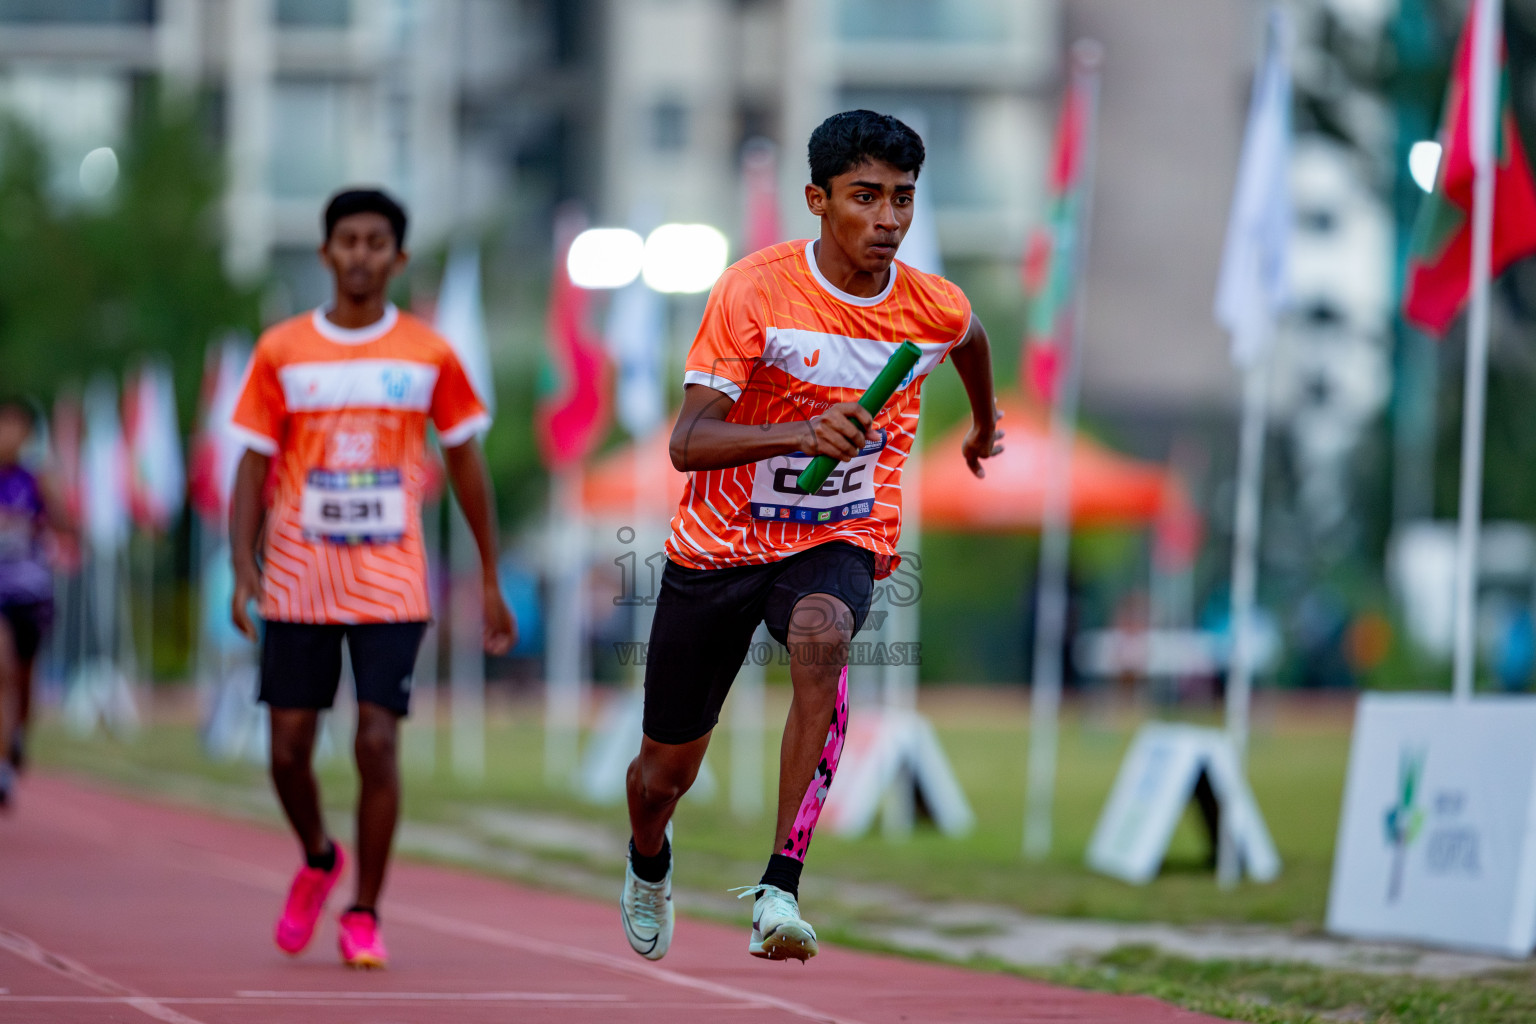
left=259, top=620, right=428, bottom=717
left=0, top=600, right=52, bottom=663
left=642, top=541, right=875, bottom=745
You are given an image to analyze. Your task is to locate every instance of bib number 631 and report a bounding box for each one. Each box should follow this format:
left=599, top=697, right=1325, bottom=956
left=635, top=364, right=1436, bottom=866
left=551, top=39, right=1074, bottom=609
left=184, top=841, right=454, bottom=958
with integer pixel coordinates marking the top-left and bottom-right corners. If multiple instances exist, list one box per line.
left=300, top=468, right=407, bottom=543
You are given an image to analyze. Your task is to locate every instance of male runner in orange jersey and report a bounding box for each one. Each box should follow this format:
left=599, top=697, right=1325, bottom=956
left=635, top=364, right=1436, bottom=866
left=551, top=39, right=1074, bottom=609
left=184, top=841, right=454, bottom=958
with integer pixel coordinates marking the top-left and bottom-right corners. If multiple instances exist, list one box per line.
left=620, top=111, right=1003, bottom=962
left=229, top=189, right=516, bottom=969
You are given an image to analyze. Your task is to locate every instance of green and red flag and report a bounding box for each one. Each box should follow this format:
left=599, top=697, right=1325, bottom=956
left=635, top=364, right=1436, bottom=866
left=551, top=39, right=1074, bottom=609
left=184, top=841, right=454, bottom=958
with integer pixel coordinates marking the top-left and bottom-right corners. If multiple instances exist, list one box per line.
left=1403, top=3, right=1536, bottom=336
left=536, top=207, right=611, bottom=469
left=1021, top=76, right=1089, bottom=403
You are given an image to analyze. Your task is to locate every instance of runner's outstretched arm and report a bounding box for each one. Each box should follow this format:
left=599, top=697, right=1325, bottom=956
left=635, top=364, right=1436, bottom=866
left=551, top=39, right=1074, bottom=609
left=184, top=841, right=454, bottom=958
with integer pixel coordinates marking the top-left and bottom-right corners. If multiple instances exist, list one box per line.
left=669, top=384, right=879, bottom=474
left=230, top=449, right=270, bottom=642
left=948, top=314, right=1005, bottom=478
left=442, top=437, right=517, bottom=655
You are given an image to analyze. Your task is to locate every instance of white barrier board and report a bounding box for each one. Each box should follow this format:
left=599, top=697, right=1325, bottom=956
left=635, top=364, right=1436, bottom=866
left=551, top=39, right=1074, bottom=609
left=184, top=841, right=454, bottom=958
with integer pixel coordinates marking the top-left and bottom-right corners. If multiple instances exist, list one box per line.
left=822, top=708, right=974, bottom=838
left=1327, top=694, right=1536, bottom=957
left=1087, top=723, right=1279, bottom=885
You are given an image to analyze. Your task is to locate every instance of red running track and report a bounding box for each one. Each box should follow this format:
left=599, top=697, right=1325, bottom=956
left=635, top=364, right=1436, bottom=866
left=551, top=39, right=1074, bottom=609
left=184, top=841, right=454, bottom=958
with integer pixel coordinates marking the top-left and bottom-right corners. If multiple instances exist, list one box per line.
left=0, top=775, right=1222, bottom=1024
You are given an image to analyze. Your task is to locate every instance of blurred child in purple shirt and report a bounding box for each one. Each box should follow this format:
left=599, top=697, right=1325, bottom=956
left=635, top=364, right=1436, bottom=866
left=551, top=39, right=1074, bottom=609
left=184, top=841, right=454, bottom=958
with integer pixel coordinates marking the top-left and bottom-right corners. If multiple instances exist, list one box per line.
left=0, top=398, right=65, bottom=806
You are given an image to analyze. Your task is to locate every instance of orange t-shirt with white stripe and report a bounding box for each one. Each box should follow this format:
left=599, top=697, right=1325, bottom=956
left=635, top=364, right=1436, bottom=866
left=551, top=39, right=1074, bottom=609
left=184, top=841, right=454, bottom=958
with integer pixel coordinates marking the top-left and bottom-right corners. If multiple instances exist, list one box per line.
left=231, top=306, right=489, bottom=624
left=667, top=239, right=972, bottom=577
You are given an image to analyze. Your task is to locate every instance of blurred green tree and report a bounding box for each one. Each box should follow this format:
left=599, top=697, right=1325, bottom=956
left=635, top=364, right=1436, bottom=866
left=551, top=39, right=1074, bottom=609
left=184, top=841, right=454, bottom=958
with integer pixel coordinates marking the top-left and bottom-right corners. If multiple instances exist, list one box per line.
left=0, top=87, right=260, bottom=420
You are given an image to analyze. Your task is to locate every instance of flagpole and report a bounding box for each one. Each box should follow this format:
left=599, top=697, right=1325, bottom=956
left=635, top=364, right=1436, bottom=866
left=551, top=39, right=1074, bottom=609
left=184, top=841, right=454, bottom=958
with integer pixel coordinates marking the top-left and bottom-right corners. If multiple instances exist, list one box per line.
left=449, top=498, right=486, bottom=780
left=1210, top=5, right=1294, bottom=886
left=1218, top=346, right=1271, bottom=887
left=1024, top=38, right=1102, bottom=861
left=1451, top=0, right=1501, bottom=703
left=544, top=463, right=586, bottom=784
left=1226, top=358, right=1271, bottom=760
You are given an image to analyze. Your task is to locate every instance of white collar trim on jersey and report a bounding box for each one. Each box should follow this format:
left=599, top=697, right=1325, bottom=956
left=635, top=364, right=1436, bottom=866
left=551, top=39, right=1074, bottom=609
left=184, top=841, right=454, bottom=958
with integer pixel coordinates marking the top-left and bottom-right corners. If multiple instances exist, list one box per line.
left=312, top=303, right=399, bottom=344
left=803, top=239, right=898, bottom=308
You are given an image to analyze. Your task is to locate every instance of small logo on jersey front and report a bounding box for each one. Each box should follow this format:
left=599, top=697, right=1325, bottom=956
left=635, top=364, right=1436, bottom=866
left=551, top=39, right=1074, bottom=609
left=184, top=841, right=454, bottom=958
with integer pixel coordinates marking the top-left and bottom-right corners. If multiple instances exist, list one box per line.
left=759, top=506, right=774, bottom=517
left=381, top=369, right=412, bottom=401
left=817, top=510, right=832, bottom=522
left=804, top=349, right=820, bottom=367
left=779, top=508, right=791, bottom=519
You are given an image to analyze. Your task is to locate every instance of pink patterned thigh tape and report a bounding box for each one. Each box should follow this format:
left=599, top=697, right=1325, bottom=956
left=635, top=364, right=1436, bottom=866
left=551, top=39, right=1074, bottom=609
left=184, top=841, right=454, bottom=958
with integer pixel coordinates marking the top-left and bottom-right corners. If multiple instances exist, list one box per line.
left=780, top=664, right=849, bottom=862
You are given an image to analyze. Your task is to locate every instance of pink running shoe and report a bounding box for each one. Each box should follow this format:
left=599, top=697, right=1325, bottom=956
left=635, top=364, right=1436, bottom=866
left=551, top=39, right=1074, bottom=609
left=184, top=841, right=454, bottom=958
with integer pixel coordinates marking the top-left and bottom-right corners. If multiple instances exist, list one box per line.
left=274, top=845, right=345, bottom=955
left=338, top=909, right=388, bottom=969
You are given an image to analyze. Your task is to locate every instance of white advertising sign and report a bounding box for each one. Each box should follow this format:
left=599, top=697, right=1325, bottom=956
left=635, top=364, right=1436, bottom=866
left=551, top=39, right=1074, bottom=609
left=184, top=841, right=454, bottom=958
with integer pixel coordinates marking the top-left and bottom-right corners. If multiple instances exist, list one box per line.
left=822, top=708, right=974, bottom=838
left=1327, top=694, right=1536, bottom=957
left=1087, top=723, right=1280, bottom=885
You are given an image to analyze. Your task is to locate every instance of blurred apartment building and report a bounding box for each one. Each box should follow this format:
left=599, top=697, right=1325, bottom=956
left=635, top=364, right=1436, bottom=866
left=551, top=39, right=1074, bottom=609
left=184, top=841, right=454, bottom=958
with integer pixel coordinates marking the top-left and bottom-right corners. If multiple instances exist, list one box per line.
left=0, top=0, right=580, bottom=308
left=596, top=0, right=1057, bottom=259
left=0, top=0, right=1056, bottom=298
left=0, top=0, right=1396, bottom=471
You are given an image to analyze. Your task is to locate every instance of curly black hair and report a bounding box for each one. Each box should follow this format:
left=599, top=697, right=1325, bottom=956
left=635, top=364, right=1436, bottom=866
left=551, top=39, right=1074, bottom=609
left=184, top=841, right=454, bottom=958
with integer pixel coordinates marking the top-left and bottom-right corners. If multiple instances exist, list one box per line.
left=807, top=110, right=925, bottom=192
left=323, top=188, right=408, bottom=249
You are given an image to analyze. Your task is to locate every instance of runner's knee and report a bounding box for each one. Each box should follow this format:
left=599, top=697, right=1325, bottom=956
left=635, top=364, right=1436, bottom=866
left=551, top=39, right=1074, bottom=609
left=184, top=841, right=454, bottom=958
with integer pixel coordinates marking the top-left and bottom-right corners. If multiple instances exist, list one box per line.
left=786, top=598, right=852, bottom=684
left=354, top=725, right=398, bottom=775
left=270, top=736, right=311, bottom=778
left=629, top=755, right=693, bottom=808
left=786, top=593, right=854, bottom=644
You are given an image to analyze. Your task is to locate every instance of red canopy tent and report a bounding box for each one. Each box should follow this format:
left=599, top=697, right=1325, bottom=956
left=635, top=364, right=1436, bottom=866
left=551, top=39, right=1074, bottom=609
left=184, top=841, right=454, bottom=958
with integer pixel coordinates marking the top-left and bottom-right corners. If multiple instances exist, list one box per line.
left=581, top=428, right=686, bottom=517
left=918, top=393, right=1178, bottom=531
left=582, top=393, right=1182, bottom=529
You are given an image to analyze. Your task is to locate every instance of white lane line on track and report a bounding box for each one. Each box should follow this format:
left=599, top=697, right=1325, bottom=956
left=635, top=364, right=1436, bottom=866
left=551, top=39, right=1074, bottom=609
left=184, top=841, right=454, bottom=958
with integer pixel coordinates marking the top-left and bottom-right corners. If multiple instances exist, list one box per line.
left=234, top=990, right=627, bottom=1001
left=0, top=995, right=757, bottom=1010
left=0, top=927, right=210, bottom=1024
left=186, top=848, right=867, bottom=1024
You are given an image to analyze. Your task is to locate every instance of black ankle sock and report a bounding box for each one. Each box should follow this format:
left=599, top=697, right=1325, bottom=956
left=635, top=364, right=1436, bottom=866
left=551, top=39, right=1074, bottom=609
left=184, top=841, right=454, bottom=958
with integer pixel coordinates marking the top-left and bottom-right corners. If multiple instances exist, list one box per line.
left=345, top=904, right=377, bottom=921
left=759, top=853, right=802, bottom=898
left=629, top=837, right=671, bottom=883
left=306, top=841, right=336, bottom=873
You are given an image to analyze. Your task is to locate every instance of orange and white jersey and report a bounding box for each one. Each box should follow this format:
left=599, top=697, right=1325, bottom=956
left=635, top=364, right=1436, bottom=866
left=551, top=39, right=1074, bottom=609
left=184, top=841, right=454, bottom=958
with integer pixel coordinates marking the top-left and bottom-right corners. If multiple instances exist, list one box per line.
left=667, top=239, right=972, bottom=576
left=231, top=306, right=489, bottom=624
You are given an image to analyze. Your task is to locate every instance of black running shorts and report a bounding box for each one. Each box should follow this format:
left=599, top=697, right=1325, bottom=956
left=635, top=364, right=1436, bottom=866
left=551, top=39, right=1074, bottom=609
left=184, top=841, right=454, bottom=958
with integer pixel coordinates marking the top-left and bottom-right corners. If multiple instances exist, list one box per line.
left=259, top=620, right=428, bottom=717
left=642, top=541, right=875, bottom=745
left=0, top=600, right=52, bottom=664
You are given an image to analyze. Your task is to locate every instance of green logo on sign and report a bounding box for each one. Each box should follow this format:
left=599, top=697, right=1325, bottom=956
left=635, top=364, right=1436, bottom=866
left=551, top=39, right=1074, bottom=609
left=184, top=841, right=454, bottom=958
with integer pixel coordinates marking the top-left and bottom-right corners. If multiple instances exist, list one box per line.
left=1385, top=747, right=1426, bottom=903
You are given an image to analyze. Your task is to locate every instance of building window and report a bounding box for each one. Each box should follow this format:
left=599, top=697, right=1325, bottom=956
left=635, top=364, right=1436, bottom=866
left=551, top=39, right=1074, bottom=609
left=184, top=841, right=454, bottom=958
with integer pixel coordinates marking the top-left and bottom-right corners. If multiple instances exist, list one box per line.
left=838, top=90, right=973, bottom=207
left=652, top=100, right=688, bottom=153
left=837, top=0, right=1006, bottom=43
left=0, top=0, right=152, bottom=22
left=276, top=0, right=350, bottom=27
left=270, top=80, right=348, bottom=199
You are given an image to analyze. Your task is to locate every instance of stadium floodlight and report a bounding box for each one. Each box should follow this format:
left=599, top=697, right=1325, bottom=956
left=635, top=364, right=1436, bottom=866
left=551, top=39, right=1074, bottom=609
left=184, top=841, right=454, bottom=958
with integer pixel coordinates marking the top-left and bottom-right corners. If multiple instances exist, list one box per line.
left=643, top=223, right=729, bottom=294
left=79, top=147, right=118, bottom=197
left=567, top=227, right=645, bottom=289
left=1408, top=140, right=1442, bottom=194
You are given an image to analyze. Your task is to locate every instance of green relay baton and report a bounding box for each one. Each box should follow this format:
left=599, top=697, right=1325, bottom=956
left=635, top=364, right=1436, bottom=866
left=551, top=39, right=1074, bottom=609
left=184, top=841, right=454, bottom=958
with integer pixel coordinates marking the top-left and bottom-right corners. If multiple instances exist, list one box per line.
left=796, top=339, right=922, bottom=495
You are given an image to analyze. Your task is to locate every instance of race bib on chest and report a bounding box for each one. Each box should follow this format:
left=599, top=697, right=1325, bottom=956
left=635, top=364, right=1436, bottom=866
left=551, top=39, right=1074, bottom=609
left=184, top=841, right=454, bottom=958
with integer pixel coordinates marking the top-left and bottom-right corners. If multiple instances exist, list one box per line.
left=299, top=468, right=407, bottom=544
left=749, top=430, right=885, bottom=524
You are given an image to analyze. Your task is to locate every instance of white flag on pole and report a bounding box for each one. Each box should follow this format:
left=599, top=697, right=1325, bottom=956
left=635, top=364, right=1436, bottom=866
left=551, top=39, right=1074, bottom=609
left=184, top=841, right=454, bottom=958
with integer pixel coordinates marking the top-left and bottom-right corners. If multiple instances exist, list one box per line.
left=435, top=243, right=496, bottom=420
left=604, top=276, right=665, bottom=437
left=896, top=111, right=944, bottom=277
left=1215, top=7, right=1293, bottom=367
left=203, top=337, right=251, bottom=519
left=128, top=359, right=185, bottom=533
left=81, top=375, right=129, bottom=554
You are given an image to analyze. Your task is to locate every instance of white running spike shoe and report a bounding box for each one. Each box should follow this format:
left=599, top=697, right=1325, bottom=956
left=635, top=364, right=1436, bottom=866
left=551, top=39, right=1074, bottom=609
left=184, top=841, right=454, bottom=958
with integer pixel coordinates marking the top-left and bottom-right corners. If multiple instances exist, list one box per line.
left=620, top=822, right=674, bottom=960
left=735, top=884, right=818, bottom=962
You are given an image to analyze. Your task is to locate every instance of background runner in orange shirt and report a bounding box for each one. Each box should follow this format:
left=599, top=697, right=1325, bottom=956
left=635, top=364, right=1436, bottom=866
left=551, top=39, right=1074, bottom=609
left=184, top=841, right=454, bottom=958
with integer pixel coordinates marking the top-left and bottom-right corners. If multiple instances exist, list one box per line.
left=229, top=189, right=515, bottom=969
left=619, top=111, right=1003, bottom=964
